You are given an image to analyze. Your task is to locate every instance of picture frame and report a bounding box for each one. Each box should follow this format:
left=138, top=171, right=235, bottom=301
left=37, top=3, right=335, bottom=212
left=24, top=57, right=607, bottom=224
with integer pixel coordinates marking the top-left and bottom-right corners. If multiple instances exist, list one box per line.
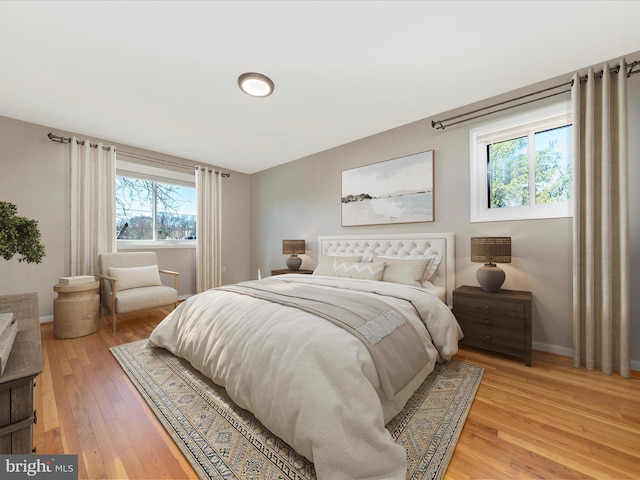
left=341, top=150, right=434, bottom=226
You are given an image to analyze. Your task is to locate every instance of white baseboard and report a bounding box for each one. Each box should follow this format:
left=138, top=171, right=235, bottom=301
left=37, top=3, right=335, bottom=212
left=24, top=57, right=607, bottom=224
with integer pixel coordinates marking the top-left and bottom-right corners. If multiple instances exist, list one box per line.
left=532, top=340, right=573, bottom=357
left=533, top=341, right=640, bottom=373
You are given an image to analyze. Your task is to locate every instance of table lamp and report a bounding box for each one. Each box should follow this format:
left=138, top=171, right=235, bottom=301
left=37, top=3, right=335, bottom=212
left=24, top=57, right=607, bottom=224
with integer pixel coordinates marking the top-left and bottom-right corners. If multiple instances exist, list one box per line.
left=470, top=237, right=511, bottom=292
left=282, top=240, right=305, bottom=271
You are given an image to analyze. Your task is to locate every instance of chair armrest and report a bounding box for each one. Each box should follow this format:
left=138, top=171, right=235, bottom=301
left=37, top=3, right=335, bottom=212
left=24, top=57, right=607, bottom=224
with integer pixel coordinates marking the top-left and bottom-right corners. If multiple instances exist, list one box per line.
left=159, top=269, right=179, bottom=276
left=95, top=273, right=118, bottom=283
left=95, top=273, right=119, bottom=292
left=95, top=273, right=119, bottom=312
left=159, top=270, right=179, bottom=292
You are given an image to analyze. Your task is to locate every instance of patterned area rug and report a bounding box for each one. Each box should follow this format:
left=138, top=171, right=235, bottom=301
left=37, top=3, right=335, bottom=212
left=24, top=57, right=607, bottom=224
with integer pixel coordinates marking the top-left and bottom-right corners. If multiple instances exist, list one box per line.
left=111, top=339, right=483, bottom=480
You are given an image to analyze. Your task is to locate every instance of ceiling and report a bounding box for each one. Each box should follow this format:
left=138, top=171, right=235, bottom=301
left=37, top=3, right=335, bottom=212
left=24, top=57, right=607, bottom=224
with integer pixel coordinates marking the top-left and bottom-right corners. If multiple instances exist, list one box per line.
left=1, top=1, right=639, bottom=174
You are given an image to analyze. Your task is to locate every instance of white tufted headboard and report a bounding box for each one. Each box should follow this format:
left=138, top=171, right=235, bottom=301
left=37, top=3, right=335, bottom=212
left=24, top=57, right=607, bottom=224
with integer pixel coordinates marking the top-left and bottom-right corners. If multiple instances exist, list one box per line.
left=317, top=233, right=455, bottom=306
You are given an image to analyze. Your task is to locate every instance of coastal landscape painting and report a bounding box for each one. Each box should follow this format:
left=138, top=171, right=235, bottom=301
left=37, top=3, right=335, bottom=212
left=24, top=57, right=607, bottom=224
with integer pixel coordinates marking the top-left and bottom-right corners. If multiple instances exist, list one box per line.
left=342, top=150, right=434, bottom=226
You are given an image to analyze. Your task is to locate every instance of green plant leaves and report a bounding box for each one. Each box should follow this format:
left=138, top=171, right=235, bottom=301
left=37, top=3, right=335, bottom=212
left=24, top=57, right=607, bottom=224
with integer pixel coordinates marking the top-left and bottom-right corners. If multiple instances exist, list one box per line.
left=0, top=201, right=45, bottom=263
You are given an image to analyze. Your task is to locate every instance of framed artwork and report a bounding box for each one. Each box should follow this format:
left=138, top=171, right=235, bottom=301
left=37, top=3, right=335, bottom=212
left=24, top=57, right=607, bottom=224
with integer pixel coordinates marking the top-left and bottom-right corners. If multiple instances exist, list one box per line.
left=341, top=150, right=434, bottom=226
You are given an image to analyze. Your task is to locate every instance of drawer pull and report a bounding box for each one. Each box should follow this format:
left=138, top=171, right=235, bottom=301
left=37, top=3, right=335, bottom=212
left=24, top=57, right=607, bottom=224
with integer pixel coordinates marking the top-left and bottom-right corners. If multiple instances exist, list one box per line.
left=484, top=319, right=491, bottom=325
left=485, top=335, right=491, bottom=340
left=483, top=304, right=491, bottom=310
left=33, top=410, right=37, bottom=425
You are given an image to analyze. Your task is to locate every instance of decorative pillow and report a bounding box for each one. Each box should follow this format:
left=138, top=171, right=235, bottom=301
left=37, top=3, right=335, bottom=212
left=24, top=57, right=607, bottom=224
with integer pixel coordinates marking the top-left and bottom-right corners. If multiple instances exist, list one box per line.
left=313, top=254, right=362, bottom=276
left=331, top=260, right=386, bottom=281
left=108, top=265, right=162, bottom=291
left=422, top=255, right=442, bottom=283
left=377, top=257, right=430, bottom=287
left=360, top=252, right=375, bottom=263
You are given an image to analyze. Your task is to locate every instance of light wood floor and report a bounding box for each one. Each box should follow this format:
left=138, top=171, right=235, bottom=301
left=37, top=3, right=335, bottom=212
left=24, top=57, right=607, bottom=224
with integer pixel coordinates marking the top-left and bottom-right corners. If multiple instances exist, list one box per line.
left=35, top=308, right=640, bottom=479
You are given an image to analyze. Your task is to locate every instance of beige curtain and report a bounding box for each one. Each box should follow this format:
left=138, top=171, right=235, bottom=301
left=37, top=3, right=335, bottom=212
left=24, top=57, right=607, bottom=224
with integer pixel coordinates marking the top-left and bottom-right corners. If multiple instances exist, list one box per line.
left=196, top=166, right=222, bottom=292
left=69, top=137, right=116, bottom=276
left=572, top=59, right=630, bottom=377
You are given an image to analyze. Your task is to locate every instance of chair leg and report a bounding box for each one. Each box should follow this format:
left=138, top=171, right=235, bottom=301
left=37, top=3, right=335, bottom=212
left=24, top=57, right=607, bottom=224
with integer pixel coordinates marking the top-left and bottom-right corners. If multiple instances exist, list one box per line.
left=112, top=311, right=117, bottom=333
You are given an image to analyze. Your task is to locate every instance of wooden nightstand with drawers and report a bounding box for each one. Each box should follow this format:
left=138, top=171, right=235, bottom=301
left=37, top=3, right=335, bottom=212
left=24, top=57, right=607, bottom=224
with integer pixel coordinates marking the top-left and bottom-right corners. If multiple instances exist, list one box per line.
left=453, top=285, right=532, bottom=366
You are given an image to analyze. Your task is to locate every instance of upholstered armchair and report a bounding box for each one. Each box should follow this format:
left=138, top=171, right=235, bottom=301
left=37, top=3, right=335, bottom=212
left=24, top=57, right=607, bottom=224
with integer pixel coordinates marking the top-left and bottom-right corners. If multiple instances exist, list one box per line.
left=96, top=252, right=179, bottom=333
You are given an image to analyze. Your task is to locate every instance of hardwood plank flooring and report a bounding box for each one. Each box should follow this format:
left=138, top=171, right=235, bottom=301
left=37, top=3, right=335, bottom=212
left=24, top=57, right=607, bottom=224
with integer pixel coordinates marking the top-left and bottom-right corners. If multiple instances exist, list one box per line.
left=37, top=308, right=198, bottom=480
left=35, top=309, right=640, bottom=479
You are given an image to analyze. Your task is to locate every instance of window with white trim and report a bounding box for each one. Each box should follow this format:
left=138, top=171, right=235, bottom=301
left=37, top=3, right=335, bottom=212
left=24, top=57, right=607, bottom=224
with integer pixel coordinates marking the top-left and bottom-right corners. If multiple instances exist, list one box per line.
left=469, top=103, right=573, bottom=222
left=116, top=160, right=196, bottom=247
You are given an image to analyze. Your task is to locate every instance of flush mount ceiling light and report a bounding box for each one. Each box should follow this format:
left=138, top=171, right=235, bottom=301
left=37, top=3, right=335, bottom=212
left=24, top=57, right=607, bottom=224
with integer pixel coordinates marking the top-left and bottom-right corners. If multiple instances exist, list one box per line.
left=238, top=72, right=274, bottom=97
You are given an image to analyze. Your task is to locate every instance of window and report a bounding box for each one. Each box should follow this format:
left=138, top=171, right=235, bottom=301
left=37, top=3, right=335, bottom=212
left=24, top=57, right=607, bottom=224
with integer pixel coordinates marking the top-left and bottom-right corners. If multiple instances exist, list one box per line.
left=116, top=160, right=196, bottom=247
left=470, top=102, right=573, bottom=222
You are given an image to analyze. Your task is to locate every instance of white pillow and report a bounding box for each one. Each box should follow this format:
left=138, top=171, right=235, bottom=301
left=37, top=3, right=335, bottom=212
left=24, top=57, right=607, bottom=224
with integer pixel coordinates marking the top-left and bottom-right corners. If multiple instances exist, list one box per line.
left=108, top=265, right=162, bottom=291
left=422, top=255, right=442, bottom=283
left=377, top=257, right=430, bottom=287
left=331, top=260, right=386, bottom=281
left=313, top=254, right=362, bottom=276
left=360, top=252, right=375, bottom=263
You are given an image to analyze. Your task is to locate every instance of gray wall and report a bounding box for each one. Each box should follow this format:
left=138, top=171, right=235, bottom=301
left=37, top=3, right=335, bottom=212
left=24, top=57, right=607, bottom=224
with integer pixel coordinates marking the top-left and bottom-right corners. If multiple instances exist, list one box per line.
left=251, top=59, right=640, bottom=367
left=0, top=115, right=252, bottom=319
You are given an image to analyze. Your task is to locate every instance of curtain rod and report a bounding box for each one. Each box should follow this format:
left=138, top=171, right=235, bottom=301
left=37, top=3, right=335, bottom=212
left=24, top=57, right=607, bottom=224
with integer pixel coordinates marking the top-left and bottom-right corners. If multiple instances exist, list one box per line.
left=47, top=132, right=230, bottom=177
left=431, top=60, right=640, bottom=130
left=117, top=150, right=230, bottom=177
left=47, top=132, right=114, bottom=151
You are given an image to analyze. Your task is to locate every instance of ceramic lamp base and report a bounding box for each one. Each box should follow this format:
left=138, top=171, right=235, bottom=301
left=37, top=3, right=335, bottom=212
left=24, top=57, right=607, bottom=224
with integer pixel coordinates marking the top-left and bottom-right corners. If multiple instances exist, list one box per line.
left=286, top=255, right=302, bottom=271
left=476, top=263, right=505, bottom=293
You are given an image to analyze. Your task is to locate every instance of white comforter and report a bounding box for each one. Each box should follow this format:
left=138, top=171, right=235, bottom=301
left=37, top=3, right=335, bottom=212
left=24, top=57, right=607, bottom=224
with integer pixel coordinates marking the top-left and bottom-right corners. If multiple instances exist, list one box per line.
left=149, top=274, right=462, bottom=480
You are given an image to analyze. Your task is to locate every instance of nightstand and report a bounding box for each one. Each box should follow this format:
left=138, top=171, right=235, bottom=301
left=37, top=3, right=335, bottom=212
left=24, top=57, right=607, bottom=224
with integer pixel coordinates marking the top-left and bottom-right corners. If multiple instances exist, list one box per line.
left=453, top=285, right=532, bottom=366
left=271, top=269, right=314, bottom=276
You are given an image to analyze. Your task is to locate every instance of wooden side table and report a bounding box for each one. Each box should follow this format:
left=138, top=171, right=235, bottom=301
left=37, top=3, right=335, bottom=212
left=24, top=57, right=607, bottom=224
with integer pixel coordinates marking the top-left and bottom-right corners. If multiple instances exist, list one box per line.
left=271, top=269, right=314, bottom=276
left=53, top=281, right=100, bottom=339
left=453, top=285, right=532, bottom=366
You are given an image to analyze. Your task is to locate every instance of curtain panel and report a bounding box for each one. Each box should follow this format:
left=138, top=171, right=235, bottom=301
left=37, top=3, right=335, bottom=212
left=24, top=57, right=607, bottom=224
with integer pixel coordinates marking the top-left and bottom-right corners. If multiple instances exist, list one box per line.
left=196, top=167, right=222, bottom=292
left=69, top=137, right=116, bottom=276
left=571, top=59, right=630, bottom=377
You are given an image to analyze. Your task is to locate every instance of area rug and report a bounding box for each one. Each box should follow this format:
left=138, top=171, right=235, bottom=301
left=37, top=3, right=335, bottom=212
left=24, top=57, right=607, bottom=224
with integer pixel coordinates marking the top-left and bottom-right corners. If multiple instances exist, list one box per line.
left=111, top=339, right=483, bottom=480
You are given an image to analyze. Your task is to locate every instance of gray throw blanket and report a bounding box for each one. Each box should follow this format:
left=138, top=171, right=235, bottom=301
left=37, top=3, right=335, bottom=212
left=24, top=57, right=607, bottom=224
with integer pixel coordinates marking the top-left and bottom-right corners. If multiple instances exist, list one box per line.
left=218, top=280, right=429, bottom=401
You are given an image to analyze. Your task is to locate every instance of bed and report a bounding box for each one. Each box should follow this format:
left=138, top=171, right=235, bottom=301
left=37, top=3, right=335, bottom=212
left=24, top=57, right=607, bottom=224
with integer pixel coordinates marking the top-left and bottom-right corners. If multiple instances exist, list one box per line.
left=149, top=233, right=462, bottom=479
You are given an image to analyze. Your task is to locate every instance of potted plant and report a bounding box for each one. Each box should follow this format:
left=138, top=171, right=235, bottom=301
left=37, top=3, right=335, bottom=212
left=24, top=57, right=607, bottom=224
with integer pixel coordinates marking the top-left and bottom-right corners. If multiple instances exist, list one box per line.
left=0, top=201, right=45, bottom=264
